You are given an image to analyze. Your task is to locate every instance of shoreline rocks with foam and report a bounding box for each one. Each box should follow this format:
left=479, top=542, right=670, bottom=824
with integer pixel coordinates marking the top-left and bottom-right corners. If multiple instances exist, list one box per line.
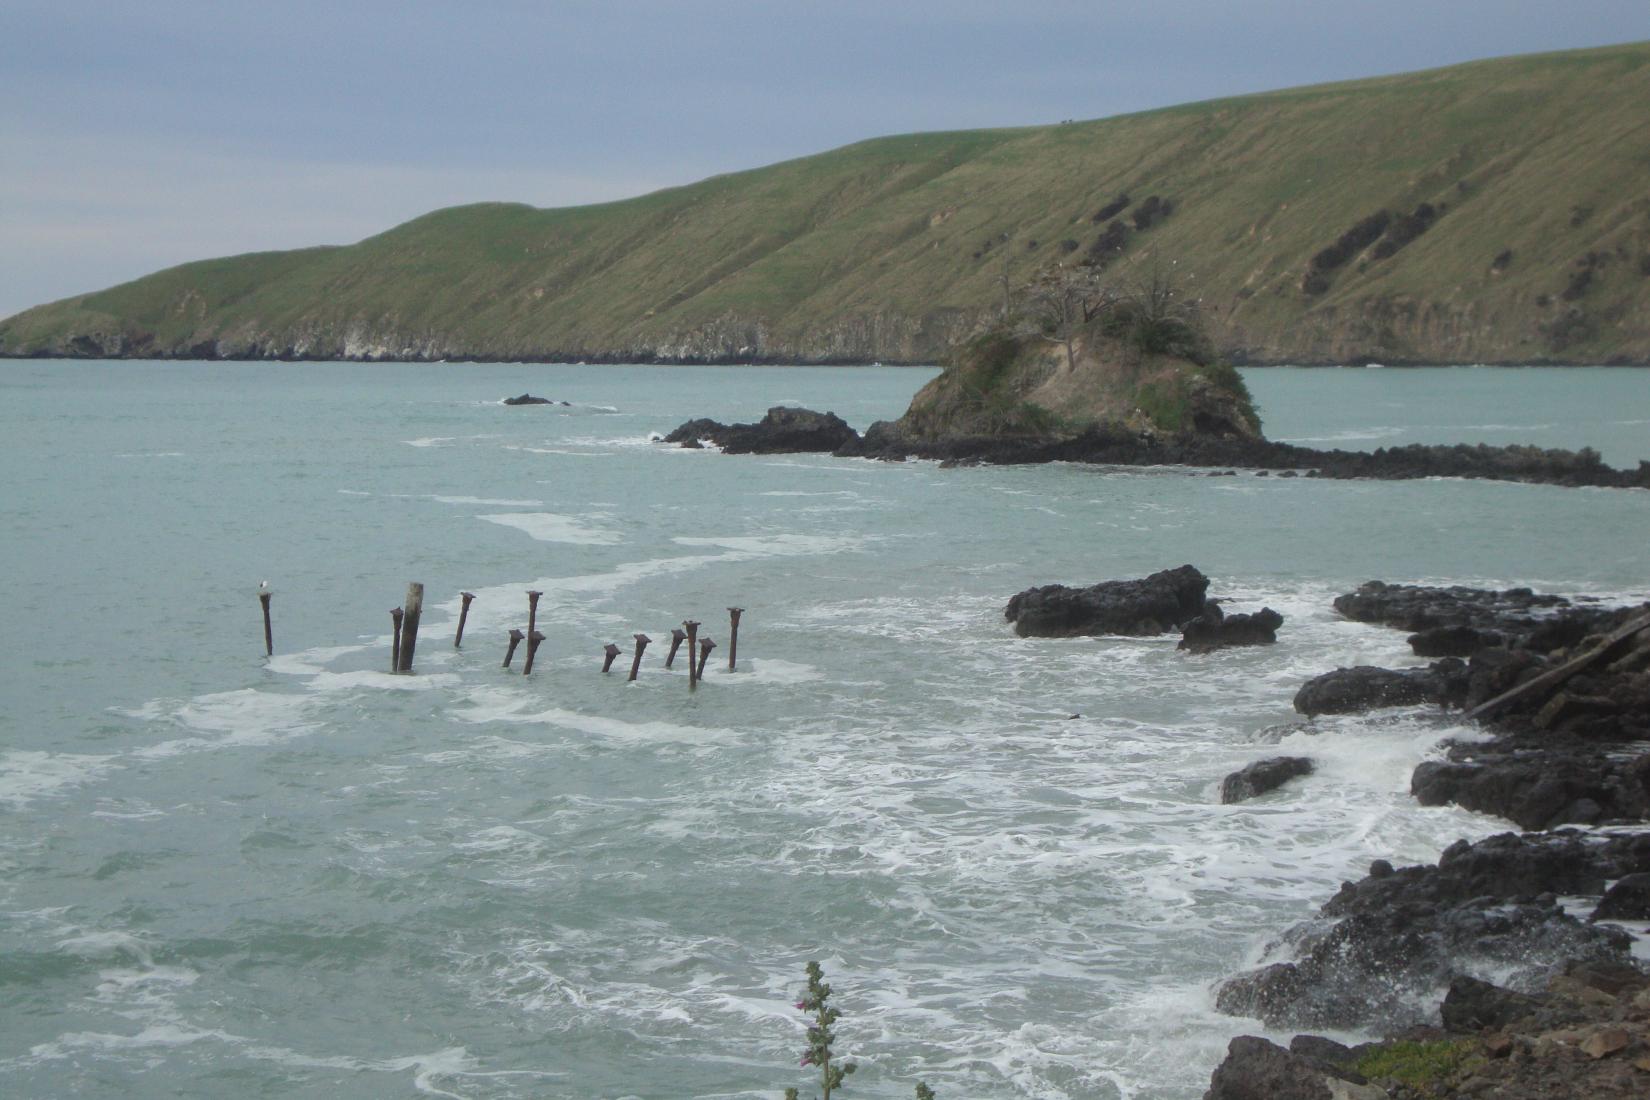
left=1206, top=583, right=1650, bottom=1097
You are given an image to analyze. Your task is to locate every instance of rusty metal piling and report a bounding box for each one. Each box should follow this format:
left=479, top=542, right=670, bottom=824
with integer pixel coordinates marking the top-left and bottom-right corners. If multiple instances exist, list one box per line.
left=684, top=620, right=700, bottom=690
left=503, top=628, right=525, bottom=668
left=696, top=637, right=716, bottom=681
left=454, top=592, right=475, bottom=648
left=727, top=607, right=743, bottom=672
left=390, top=607, right=404, bottom=671
left=602, top=643, right=622, bottom=672
left=629, top=634, right=650, bottom=681
left=522, top=630, right=545, bottom=675
left=665, top=627, right=688, bottom=668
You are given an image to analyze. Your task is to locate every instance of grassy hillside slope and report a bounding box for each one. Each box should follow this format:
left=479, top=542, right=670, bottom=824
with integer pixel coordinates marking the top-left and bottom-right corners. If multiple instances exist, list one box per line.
left=6, top=42, right=1650, bottom=364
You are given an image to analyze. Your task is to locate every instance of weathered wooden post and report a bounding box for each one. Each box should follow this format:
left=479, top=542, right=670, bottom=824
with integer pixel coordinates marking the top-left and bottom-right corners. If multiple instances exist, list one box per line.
left=665, top=627, right=688, bottom=668
left=629, top=634, right=650, bottom=681
left=601, top=643, right=622, bottom=672
left=684, top=620, right=700, bottom=689
left=522, top=630, right=545, bottom=675
left=727, top=607, right=743, bottom=672
left=696, top=637, right=716, bottom=681
left=397, top=582, right=424, bottom=672
left=526, top=590, right=542, bottom=638
left=503, top=628, right=525, bottom=668
left=390, top=607, right=404, bottom=671
left=454, top=591, right=475, bottom=648
left=258, top=584, right=273, bottom=656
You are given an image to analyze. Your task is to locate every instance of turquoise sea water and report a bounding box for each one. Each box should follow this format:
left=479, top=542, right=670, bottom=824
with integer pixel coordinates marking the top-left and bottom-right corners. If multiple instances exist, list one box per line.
left=1, top=361, right=1648, bottom=1099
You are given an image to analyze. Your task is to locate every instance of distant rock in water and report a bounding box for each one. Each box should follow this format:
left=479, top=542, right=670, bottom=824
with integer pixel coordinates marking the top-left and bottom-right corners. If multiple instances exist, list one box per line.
left=1178, top=603, right=1283, bottom=651
left=662, top=406, right=858, bottom=454
left=1005, top=564, right=1209, bottom=637
left=503, top=393, right=557, bottom=405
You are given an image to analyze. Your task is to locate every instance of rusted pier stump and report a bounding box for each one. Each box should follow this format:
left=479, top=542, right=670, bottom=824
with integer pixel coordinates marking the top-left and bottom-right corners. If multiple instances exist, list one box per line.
left=522, top=630, right=545, bottom=675
left=390, top=607, right=404, bottom=671
left=727, top=607, right=743, bottom=672
left=629, top=634, right=650, bottom=681
left=665, top=627, right=688, bottom=668
left=684, top=620, right=700, bottom=690
left=454, top=592, right=475, bottom=648
left=696, top=637, right=716, bottom=681
left=602, top=643, right=622, bottom=672
left=258, top=585, right=273, bottom=657
left=503, top=628, right=525, bottom=668
left=526, top=590, right=542, bottom=638
left=397, top=583, right=424, bottom=673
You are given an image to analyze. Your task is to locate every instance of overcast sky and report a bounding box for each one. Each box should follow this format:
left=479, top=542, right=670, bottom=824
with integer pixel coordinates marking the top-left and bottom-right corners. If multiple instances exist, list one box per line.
left=3, top=1, right=1647, bottom=319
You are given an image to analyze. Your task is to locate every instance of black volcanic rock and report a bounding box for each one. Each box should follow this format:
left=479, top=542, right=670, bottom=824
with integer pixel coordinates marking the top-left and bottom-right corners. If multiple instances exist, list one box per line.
left=1005, top=564, right=1209, bottom=637
left=1591, top=871, right=1650, bottom=921
left=1179, top=604, right=1284, bottom=651
left=1202, top=1036, right=1339, bottom=1100
left=1292, top=659, right=1469, bottom=715
left=1214, top=831, right=1646, bottom=1030
left=1221, top=757, right=1313, bottom=803
left=503, top=392, right=554, bottom=405
left=664, top=406, right=859, bottom=454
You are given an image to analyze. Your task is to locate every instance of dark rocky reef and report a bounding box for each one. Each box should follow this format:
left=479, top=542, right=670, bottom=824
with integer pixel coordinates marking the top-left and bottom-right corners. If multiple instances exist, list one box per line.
left=1221, top=757, right=1314, bottom=804
left=1333, top=580, right=1620, bottom=656
left=1004, top=564, right=1210, bottom=638
left=662, top=406, right=858, bottom=454
left=1293, top=660, right=1469, bottom=716
left=661, top=406, right=1650, bottom=489
left=503, top=393, right=562, bottom=405
left=1214, top=831, right=1647, bottom=1031
left=1179, top=604, right=1284, bottom=652
left=845, top=421, right=1650, bottom=489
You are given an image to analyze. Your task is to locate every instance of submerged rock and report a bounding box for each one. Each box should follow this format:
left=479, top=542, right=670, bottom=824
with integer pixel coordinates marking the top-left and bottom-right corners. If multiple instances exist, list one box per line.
left=1004, top=564, right=1209, bottom=637
left=503, top=392, right=554, bottom=405
left=1221, top=757, right=1314, bottom=804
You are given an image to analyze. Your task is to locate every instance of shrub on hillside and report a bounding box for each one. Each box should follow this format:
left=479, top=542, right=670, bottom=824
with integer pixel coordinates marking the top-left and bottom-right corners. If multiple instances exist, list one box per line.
left=1091, top=194, right=1131, bottom=223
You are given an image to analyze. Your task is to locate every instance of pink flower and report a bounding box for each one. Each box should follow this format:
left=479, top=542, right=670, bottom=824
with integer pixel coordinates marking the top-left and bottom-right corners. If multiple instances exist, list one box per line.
left=795, top=1001, right=807, bottom=1010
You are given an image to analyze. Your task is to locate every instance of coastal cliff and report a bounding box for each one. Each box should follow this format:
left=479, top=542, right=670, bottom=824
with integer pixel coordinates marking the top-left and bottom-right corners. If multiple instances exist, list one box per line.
left=6, top=41, right=1650, bottom=365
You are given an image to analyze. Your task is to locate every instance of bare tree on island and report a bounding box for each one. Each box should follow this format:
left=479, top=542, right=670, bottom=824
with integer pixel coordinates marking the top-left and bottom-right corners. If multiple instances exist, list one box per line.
left=1014, top=263, right=1115, bottom=371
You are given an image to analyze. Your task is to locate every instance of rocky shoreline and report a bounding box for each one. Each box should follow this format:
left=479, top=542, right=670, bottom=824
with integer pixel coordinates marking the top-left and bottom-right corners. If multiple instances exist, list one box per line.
left=996, top=561, right=1650, bottom=1096
left=1204, top=582, right=1650, bottom=1098
left=662, top=406, right=1650, bottom=489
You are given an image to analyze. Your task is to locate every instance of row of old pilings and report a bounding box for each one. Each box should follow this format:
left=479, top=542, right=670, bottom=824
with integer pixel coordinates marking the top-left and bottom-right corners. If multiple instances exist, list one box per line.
left=261, top=584, right=745, bottom=687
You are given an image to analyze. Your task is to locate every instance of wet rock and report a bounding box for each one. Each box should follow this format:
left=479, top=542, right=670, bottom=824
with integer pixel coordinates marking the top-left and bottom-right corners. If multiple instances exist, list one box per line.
left=1293, top=659, right=1468, bottom=715
left=1333, top=580, right=1570, bottom=634
left=1203, top=1036, right=1337, bottom=1100
left=1409, top=624, right=1506, bottom=657
left=1005, top=564, right=1209, bottom=638
left=1441, top=975, right=1547, bottom=1031
left=1222, top=757, right=1314, bottom=804
left=1215, top=831, right=1646, bottom=1030
left=502, top=392, right=553, bottom=405
left=663, top=406, right=860, bottom=454
left=1411, top=741, right=1650, bottom=829
left=1592, top=872, right=1650, bottom=921
left=1179, top=604, right=1284, bottom=652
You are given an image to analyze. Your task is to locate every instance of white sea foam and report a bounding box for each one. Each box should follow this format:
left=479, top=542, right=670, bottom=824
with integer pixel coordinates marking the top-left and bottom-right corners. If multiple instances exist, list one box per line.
left=402, top=436, right=455, bottom=448
left=479, top=511, right=622, bottom=544
left=430, top=494, right=544, bottom=506
left=0, top=750, right=120, bottom=808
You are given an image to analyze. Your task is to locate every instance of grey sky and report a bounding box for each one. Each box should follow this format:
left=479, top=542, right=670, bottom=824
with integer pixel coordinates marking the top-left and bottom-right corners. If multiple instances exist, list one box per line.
left=3, top=1, right=1647, bottom=319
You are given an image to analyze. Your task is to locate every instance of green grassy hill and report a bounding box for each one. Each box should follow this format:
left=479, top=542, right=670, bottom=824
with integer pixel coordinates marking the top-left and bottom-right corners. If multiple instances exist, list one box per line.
left=6, top=41, right=1650, bottom=364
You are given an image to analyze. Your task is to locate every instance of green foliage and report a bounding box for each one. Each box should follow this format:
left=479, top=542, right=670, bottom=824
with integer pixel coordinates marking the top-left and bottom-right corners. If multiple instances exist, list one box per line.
left=1354, top=1039, right=1484, bottom=1093
left=1133, top=379, right=1186, bottom=432
left=786, top=961, right=857, bottom=1100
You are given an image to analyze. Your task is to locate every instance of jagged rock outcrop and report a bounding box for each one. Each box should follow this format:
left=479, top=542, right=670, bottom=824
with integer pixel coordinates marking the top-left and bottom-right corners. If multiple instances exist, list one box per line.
left=1180, top=604, right=1284, bottom=652
left=662, top=406, right=858, bottom=454
left=1292, top=660, right=1470, bottom=715
left=1004, top=564, right=1210, bottom=638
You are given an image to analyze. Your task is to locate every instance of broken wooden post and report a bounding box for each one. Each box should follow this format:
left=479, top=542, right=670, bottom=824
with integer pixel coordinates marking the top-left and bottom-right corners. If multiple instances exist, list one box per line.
left=526, top=590, right=542, bottom=639
left=397, top=582, right=424, bottom=672
left=696, top=637, right=716, bottom=681
left=503, top=628, right=525, bottom=668
left=454, top=591, right=475, bottom=648
left=602, top=643, right=622, bottom=672
left=390, top=607, right=404, bottom=671
left=665, top=627, right=688, bottom=668
left=258, top=584, right=273, bottom=656
left=1466, top=613, right=1650, bottom=721
left=522, top=630, right=545, bottom=675
left=727, top=607, right=743, bottom=672
left=684, top=620, right=700, bottom=689
left=629, top=634, right=650, bottom=681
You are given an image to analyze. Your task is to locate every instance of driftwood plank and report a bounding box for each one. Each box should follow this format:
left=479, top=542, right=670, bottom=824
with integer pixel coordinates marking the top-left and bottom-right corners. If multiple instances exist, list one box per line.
left=1465, top=613, right=1650, bottom=721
